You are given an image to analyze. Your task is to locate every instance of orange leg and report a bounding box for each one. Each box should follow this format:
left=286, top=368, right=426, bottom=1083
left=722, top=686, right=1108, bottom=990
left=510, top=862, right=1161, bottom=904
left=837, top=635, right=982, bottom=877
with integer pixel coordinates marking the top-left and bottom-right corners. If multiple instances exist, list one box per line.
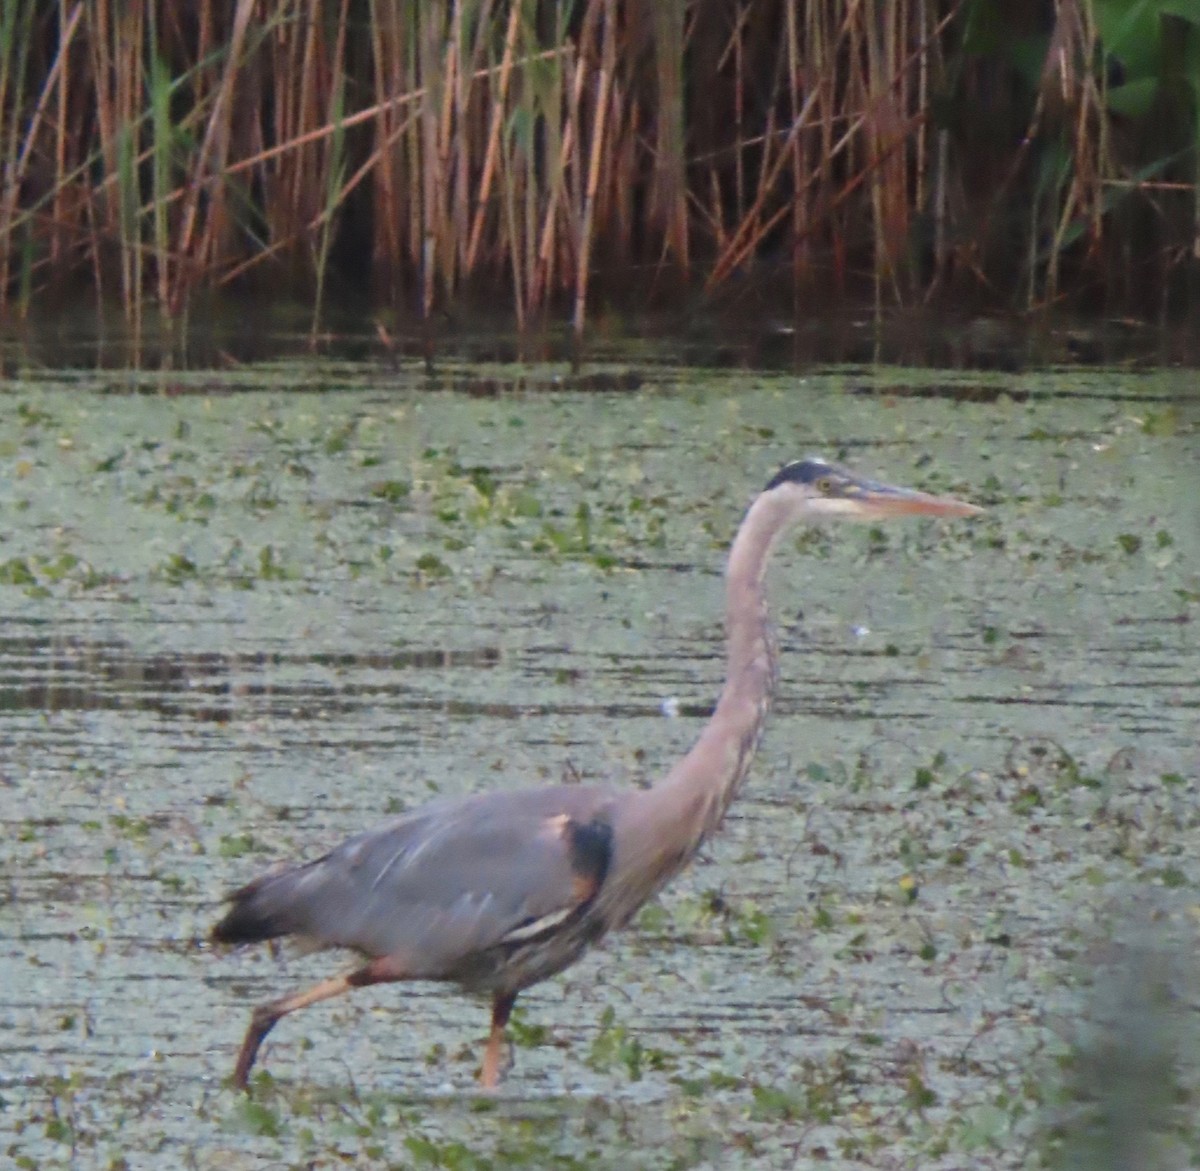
left=480, top=992, right=517, bottom=1090
left=232, top=955, right=406, bottom=1091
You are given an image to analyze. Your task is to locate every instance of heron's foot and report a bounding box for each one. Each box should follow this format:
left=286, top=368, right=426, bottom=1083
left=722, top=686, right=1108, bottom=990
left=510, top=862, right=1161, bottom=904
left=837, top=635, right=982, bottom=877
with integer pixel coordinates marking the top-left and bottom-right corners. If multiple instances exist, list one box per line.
left=233, top=1003, right=279, bottom=1091
left=226, top=969, right=372, bottom=1092
left=478, top=1052, right=500, bottom=1092
left=479, top=990, right=517, bottom=1091
left=479, top=1036, right=515, bottom=1091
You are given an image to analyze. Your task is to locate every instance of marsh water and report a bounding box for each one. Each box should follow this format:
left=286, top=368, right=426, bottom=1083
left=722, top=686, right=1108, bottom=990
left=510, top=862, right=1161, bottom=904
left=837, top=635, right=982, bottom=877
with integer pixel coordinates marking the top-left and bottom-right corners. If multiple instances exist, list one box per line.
left=1, top=358, right=1197, bottom=1169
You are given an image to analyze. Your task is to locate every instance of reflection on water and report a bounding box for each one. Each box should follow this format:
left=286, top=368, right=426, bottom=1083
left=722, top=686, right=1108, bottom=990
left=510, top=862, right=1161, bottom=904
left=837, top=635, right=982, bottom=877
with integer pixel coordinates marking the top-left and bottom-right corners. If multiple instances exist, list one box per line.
left=0, top=633, right=501, bottom=720
left=6, top=301, right=1200, bottom=374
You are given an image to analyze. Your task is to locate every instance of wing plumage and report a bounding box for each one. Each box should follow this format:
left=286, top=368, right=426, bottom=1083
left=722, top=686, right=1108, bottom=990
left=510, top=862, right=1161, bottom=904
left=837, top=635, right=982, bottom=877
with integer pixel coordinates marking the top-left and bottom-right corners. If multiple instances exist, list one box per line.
left=212, top=786, right=615, bottom=979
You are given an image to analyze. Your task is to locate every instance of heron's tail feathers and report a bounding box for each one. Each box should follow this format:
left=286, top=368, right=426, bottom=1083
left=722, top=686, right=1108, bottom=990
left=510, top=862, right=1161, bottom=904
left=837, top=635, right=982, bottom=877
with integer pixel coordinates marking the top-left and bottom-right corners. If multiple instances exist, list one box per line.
left=211, top=866, right=311, bottom=945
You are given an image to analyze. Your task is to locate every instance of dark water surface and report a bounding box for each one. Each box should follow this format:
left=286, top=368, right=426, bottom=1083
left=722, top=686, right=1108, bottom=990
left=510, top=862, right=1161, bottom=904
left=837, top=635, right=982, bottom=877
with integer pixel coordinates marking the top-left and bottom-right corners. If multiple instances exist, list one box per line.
left=1, top=364, right=1197, bottom=1169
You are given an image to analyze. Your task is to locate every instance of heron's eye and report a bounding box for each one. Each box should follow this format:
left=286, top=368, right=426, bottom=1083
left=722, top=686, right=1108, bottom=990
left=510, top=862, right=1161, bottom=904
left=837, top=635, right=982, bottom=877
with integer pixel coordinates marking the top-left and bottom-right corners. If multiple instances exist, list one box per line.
left=815, top=476, right=834, bottom=495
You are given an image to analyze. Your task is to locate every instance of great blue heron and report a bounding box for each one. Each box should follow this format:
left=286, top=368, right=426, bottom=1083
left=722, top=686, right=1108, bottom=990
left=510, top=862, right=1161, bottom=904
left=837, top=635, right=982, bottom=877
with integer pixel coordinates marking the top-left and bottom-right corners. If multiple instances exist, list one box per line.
left=211, top=457, right=980, bottom=1090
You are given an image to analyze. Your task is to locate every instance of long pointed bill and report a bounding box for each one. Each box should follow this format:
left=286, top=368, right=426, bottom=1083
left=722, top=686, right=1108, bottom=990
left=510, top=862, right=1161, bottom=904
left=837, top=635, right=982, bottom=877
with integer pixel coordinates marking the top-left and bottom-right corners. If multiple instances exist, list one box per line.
left=849, top=480, right=983, bottom=519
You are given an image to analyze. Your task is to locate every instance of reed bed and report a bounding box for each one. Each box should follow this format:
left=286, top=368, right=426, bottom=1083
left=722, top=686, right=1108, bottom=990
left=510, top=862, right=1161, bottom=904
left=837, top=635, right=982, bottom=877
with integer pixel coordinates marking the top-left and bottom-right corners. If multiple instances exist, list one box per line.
left=0, top=0, right=1195, bottom=335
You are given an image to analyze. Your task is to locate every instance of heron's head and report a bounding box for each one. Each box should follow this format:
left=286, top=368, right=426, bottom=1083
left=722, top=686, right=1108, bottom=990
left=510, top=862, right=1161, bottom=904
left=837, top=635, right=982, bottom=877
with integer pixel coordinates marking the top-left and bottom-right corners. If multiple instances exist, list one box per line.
left=764, top=457, right=982, bottom=522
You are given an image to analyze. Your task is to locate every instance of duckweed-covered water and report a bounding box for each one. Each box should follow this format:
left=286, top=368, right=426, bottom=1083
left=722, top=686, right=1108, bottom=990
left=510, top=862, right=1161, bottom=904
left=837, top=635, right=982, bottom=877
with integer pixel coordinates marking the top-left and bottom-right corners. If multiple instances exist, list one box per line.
left=1, top=362, right=1197, bottom=1169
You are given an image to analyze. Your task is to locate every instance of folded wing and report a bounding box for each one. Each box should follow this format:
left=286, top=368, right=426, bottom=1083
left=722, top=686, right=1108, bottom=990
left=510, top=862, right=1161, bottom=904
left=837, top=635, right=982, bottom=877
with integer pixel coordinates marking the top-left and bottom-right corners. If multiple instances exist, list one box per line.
left=212, top=785, right=615, bottom=978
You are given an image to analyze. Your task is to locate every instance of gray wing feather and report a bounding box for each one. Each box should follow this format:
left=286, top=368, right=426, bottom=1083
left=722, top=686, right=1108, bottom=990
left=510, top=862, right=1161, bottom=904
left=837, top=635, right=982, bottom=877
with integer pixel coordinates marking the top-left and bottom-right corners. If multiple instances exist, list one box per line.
left=236, top=785, right=613, bottom=976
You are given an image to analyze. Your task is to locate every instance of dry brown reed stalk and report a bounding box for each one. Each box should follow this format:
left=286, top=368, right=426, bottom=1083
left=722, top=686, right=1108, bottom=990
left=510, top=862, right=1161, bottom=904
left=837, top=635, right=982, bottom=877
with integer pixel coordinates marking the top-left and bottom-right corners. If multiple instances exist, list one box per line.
left=85, top=0, right=138, bottom=320
left=368, top=0, right=407, bottom=302
left=48, top=5, right=83, bottom=283
left=708, top=1, right=965, bottom=305
left=310, top=0, right=352, bottom=336
left=646, top=1, right=688, bottom=281
left=0, top=1, right=1193, bottom=336
left=268, top=0, right=341, bottom=287
left=529, top=39, right=574, bottom=313
left=574, top=0, right=616, bottom=355
left=418, top=2, right=443, bottom=325
left=784, top=0, right=807, bottom=290
left=465, top=0, right=520, bottom=275
left=1035, top=0, right=1107, bottom=306
left=0, top=2, right=84, bottom=315
left=862, top=0, right=910, bottom=308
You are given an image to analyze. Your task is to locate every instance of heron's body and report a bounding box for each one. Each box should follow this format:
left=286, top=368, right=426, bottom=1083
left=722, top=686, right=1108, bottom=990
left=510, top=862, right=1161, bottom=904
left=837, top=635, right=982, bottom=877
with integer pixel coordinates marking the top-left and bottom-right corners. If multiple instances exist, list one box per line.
left=216, top=785, right=620, bottom=991
left=212, top=458, right=979, bottom=1089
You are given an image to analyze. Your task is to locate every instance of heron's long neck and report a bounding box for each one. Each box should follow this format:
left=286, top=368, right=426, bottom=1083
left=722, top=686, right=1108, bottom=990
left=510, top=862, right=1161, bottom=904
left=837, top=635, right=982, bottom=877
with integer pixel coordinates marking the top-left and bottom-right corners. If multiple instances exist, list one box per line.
left=619, top=494, right=786, bottom=897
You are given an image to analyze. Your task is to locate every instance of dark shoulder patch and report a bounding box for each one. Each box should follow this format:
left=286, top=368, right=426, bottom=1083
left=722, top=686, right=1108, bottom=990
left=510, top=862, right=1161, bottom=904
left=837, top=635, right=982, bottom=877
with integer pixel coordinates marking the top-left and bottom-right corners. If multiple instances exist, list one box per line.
left=566, top=818, right=613, bottom=902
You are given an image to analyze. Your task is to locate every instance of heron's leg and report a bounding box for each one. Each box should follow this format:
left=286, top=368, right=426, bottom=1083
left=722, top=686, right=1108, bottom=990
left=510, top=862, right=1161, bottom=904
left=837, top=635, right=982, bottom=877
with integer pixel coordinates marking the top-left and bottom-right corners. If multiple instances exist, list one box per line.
left=232, top=954, right=407, bottom=1091
left=480, top=991, right=517, bottom=1090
